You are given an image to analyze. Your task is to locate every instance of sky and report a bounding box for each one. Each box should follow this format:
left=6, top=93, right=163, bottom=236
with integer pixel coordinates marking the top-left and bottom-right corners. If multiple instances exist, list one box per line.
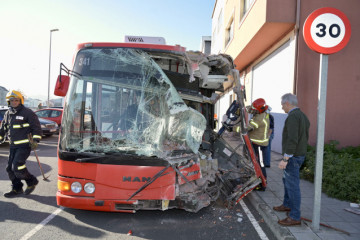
left=0, top=0, right=215, bottom=101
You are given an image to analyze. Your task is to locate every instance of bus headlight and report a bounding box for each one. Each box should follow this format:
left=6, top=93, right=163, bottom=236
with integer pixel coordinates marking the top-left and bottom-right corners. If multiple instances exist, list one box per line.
left=71, top=182, right=82, bottom=193
left=84, top=183, right=95, bottom=194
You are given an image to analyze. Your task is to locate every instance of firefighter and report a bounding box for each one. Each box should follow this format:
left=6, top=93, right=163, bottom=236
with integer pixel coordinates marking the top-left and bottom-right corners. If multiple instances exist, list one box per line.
left=246, top=98, right=270, bottom=190
left=0, top=90, right=42, bottom=197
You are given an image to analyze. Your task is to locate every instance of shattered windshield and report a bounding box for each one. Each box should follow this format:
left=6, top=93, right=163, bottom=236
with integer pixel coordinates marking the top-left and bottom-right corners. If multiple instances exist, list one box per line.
left=60, top=48, right=206, bottom=158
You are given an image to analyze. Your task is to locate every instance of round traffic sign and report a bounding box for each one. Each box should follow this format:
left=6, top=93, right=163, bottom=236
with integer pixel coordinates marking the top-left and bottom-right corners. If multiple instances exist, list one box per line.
left=303, top=7, right=351, bottom=54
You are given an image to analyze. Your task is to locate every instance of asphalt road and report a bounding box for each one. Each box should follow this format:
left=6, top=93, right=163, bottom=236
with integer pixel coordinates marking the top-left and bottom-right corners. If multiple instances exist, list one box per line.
left=0, top=135, right=276, bottom=240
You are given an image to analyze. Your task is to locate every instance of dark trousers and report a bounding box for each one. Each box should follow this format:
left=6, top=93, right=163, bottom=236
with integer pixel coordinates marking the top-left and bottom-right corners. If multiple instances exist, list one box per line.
left=6, top=147, right=37, bottom=191
left=263, top=133, right=274, bottom=167
left=252, top=143, right=267, bottom=179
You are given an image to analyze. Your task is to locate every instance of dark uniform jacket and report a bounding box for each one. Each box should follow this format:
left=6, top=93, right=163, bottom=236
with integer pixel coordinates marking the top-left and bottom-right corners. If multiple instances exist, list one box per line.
left=269, top=114, right=274, bottom=136
left=282, top=108, right=310, bottom=156
left=0, top=105, right=42, bottom=147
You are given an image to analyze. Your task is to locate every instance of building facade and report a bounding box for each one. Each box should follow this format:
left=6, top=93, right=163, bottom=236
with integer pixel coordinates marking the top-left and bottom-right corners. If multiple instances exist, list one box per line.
left=212, top=0, right=360, bottom=152
left=200, top=36, right=212, bottom=55
left=0, top=86, right=8, bottom=106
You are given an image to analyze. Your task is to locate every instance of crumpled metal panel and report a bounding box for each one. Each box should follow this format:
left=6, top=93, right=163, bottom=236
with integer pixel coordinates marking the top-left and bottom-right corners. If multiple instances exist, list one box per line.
left=57, top=44, right=263, bottom=213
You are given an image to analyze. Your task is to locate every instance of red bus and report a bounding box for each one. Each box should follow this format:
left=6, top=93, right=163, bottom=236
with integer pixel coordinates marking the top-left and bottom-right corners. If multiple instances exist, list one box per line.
left=54, top=39, right=265, bottom=213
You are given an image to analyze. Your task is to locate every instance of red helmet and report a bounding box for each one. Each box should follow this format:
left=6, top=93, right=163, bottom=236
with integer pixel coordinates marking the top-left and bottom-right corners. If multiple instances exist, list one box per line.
left=252, top=98, right=268, bottom=113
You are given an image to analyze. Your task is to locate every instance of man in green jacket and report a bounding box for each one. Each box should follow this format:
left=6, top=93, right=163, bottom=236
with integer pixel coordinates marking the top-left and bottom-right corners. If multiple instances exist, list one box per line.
left=273, top=93, right=310, bottom=226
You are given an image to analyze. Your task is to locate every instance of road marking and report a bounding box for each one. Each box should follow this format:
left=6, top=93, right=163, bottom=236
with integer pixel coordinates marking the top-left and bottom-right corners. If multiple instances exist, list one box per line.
left=20, top=207, right=64, bottom=240
left=240, top=200, right=269, bottom=240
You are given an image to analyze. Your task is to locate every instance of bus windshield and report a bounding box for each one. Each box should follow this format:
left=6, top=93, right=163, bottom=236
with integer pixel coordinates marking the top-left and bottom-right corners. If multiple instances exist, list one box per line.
left=59, top=48, right=206, bottom=158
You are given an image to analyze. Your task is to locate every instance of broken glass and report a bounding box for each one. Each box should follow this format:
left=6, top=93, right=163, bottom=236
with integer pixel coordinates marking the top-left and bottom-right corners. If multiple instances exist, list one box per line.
left=55, top=44, right=264, bottom=213
left=60, top=48, right=206, bottom=159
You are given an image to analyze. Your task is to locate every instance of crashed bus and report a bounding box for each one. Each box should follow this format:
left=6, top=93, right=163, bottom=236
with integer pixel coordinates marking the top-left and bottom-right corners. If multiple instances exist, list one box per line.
left=54, top=38, right=266, bottom=213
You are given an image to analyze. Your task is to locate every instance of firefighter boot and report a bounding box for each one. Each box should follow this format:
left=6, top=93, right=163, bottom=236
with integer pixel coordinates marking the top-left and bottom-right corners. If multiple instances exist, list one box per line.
left=4, top=189, right=24, bottom=198
left=24, top=178, right=39, bottom=195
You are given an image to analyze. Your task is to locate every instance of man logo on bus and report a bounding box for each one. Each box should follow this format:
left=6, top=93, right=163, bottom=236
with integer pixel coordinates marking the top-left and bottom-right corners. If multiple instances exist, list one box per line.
left=122, top=176, right=151, bottom=182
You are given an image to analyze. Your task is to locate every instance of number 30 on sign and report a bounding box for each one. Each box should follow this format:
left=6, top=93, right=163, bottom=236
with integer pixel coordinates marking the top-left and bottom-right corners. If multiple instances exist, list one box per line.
left=303, top=7, right=351, bottom=54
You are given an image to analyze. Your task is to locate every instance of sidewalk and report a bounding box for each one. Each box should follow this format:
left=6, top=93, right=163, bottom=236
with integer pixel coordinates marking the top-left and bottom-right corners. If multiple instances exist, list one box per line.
left=224, top=135, right=360, bottom=240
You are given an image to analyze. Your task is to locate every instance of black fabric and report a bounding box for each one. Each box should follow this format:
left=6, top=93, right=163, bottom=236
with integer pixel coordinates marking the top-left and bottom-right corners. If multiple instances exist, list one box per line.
left=252, top=142, right=267, bottom=179
left=0, top=105, right=42, bottom=147
left=6, top=147, right=37, bottom=190
left=269, top=114, right=274, bottom=132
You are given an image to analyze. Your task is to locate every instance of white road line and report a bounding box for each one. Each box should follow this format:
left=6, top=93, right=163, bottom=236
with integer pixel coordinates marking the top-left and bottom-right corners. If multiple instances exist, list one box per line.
left=240, top=200, right=269, bottom=240
left=20, top=207, right=64, bottom=240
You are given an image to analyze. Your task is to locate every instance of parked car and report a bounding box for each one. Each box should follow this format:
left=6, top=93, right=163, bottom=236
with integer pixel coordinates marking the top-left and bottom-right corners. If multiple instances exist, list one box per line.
left=0, top=106, right=7, bottom=123
left=39, top=118, right=58, bottom=136
left=0, top=107, right=7, bottom=142
left=0, top=107, right=58, bottom=137
left=35, top=108, right=63, bottom=126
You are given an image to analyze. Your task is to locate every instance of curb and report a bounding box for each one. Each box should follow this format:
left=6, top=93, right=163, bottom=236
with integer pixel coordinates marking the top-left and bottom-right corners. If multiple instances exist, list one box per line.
left=247, top=191, right=296, bottom=240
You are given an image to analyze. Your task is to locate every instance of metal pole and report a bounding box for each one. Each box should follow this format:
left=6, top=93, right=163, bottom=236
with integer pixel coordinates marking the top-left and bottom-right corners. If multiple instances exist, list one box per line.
left=312, top=53, right=328, bottom=231
left=47, top=29, right=59, bottom=107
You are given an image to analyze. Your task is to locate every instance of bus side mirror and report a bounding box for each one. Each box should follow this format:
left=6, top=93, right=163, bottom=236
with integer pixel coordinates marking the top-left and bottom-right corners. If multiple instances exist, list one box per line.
left=54, top=75, right=70, bottom=96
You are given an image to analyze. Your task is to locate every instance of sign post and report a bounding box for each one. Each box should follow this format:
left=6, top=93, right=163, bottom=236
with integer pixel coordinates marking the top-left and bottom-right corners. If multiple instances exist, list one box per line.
left=303, top=7, right=351, bottom=231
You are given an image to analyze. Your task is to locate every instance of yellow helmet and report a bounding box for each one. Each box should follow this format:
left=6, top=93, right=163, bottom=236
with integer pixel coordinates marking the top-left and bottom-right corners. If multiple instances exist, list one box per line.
left=6, top=90, right=24, bottom=104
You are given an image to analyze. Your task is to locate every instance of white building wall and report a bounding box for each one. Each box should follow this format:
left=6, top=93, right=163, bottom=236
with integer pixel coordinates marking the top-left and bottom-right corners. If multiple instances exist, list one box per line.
left=211, top=1, right=298, bottom=153
left=211, top=0, right=225, bottom=55
left=212, top=0, right=230, bottom=132
left=250, top=38, right=296, bottom=153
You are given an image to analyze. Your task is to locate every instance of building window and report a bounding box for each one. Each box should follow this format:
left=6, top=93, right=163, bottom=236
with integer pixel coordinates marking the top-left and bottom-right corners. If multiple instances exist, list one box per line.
left=225, top=18, right=234, bottom=47
left=241, top=0, right=255, bottom=20
left=244, top=0, right=254, bottom=14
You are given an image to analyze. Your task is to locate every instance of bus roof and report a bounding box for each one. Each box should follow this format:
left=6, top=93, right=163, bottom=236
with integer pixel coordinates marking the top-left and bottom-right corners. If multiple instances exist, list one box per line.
left=77, top=42, right=186, bottom=53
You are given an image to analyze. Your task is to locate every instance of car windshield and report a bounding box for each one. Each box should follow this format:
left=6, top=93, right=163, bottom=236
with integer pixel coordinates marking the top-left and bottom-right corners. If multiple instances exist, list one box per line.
left=35, top=110, right=49, bottom=118
left=60, top=48, right=206, bottom=158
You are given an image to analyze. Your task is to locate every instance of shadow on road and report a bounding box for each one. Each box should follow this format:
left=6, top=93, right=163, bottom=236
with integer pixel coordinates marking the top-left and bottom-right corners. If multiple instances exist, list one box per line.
left=1, top=136, right=103, bottom=238
left=64, top=202, right=247, bottom=239
left=0, top=201, right=106, bottom=238
left=0, top=155, right=52, bottom=181
left=0, top=138, right=57, bottom=181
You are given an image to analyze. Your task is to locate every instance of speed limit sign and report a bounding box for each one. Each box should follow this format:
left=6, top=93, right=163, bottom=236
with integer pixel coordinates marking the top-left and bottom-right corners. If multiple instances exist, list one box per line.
left=304, top=8, right=352, bottom=231
left=303, top=7, right=351, bottom=54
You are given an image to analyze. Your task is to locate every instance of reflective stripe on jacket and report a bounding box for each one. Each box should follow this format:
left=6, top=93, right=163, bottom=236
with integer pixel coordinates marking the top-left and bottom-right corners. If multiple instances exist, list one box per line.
left=0, top=105, right=42, bottom=147
left=248, top=112, right=270, bottom=146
